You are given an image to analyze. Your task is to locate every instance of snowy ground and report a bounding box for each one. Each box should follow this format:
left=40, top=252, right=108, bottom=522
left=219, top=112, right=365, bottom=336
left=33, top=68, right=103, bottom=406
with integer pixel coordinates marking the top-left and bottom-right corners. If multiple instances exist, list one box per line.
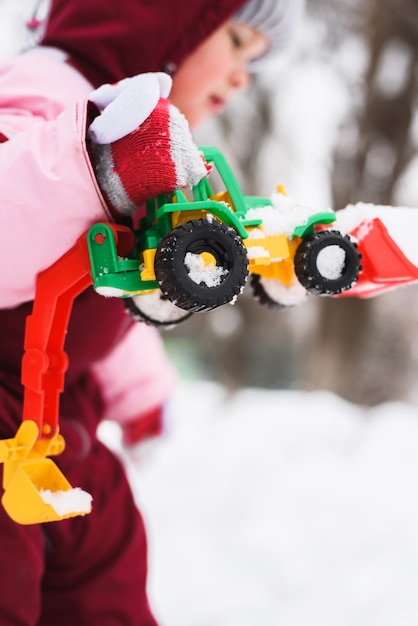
left=100, top=381, right=418, bottom=626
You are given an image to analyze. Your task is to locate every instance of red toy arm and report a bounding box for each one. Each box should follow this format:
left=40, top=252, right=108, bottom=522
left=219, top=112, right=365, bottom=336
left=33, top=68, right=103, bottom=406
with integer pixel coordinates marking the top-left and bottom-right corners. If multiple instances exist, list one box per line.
left=20, top=222, right=134, bottom=440
left=21, top=235, right=93, bottom=438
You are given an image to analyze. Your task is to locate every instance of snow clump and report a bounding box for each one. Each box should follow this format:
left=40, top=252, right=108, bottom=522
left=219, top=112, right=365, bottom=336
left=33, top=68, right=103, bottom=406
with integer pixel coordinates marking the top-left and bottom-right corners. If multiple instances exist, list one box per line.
left=185, top=253, right=227, bottom=287
left=247, top=193, right=334, bottom=238
left=40, top=487, right=93, bottom=516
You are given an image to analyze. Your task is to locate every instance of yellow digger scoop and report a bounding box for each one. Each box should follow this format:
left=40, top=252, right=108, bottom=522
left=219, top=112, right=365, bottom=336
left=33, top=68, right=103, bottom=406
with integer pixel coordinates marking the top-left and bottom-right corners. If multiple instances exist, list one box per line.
left=0, top=421, right=92, bottom=524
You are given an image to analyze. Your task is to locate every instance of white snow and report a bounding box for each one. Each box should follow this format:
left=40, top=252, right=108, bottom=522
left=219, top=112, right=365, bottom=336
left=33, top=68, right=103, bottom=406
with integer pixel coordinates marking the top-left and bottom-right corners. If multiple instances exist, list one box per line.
left=40, top=487, right=92, bottom=516
left=95, top=286, right=130, bottom=297
left=247, top=193, right=334, bottom=238
left=256, top=276, right=308, bottom=307
left=98, top=381, right=418, bottom=626
left=128, top=291, right=189, bottom=324
left=185, top=252, right=227, bottom=287
left=316, top=244, right=345, bottom=280
left=245, top=245, right=270, bottom=259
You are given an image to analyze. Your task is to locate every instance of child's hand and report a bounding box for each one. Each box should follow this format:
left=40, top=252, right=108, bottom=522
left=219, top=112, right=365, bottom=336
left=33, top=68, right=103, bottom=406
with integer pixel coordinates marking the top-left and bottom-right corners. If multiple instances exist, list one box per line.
left=121, top=404, right=165, bottom=446
left=121, top=403, right=169, bottom=468
left=87, top=72, right=209, bottom=220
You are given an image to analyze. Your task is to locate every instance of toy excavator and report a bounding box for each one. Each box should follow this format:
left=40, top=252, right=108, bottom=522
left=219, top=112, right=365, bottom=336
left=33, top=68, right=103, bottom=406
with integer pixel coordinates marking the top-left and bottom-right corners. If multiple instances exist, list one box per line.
left=0, top=146, right=367, bottom=525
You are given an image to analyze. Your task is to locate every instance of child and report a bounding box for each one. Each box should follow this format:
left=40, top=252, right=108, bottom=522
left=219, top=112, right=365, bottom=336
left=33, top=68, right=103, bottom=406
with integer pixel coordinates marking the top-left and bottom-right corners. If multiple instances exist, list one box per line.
left=0, top=0, right=302, bottom=624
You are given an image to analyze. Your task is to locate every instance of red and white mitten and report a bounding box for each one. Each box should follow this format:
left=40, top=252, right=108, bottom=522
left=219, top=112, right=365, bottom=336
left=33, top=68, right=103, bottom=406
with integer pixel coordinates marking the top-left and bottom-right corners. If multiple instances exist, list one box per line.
left=87, top=72, right=209, bottom=220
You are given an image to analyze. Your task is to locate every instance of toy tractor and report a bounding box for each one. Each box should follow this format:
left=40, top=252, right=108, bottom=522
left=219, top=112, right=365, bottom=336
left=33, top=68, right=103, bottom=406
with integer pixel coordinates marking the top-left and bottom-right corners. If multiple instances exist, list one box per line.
left=0, top=146, right=362, bottom=525
left=91, top=146, right=362, bottom=326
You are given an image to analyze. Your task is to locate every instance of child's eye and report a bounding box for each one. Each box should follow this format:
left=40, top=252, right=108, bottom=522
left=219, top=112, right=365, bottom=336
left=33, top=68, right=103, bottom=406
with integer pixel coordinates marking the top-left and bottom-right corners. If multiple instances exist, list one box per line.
left=229, top=28, right=243, bottom=48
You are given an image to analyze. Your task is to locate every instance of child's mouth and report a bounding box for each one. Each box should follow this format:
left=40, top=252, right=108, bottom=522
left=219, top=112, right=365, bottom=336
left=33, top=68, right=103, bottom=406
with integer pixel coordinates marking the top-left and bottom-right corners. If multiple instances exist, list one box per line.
left=209, top=95, right=226, bottom=113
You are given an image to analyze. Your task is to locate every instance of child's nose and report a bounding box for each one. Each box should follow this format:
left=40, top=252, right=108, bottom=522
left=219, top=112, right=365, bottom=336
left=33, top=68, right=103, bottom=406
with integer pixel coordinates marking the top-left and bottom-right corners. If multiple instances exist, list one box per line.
left=229, top=66, right=250, bottom=91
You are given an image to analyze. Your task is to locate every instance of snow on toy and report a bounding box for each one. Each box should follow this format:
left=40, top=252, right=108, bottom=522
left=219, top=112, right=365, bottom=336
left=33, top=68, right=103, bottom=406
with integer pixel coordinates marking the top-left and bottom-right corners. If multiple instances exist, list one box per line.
left=0, top=146, right=361, bottom=524
left=245, top=192, right=361, bottom=310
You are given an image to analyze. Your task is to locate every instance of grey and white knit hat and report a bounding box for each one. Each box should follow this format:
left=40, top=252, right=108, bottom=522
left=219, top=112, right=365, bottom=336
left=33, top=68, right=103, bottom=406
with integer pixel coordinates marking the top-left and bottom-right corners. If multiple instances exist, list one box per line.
left=234, top=0, right=304, bottom=67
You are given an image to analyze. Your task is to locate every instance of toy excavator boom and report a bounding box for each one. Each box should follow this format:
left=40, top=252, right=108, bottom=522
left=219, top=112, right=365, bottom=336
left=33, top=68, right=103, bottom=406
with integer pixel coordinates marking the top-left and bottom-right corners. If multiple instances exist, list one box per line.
left=0, top=224, right=133, bottom=524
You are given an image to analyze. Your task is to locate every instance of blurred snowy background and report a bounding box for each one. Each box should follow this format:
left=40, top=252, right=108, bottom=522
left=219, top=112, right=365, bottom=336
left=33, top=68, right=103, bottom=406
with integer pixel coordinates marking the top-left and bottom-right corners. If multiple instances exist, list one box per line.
left=2, top=1, right=418, bottom=624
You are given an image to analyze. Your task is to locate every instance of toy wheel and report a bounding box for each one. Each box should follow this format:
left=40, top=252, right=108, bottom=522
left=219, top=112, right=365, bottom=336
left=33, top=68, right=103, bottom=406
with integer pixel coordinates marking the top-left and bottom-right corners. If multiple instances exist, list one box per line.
left=294, top=230, right=362, bottom=295
left=154, top=218, right=249, bottom=312
left=250, top=274, right=308, bottom=309
left=124, top=291, right=193, bottom=328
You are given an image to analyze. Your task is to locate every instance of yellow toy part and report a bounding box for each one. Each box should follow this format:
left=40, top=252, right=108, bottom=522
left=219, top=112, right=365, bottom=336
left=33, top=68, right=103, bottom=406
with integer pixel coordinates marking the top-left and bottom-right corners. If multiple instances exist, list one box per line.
left=140, top=247, right=157, bottom=281
left=0, top=235, right=97, bottom=524
left=244, top=231, right=303, bottom=286
left=0, top=420, right=92, bottom=525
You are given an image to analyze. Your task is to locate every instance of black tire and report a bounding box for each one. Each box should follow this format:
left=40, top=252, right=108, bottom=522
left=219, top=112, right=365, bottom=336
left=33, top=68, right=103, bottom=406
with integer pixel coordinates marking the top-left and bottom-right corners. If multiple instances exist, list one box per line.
left=250, top=274, right=307, bottom=310
left=124, top=292, right=193, bottom=328
left=154, top=218, right=249, bottom=312
left=294, top=230, right=362, bottom=295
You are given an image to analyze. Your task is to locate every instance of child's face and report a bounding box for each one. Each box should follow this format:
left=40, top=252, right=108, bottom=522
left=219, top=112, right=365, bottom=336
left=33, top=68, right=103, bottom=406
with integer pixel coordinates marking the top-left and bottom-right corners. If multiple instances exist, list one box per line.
left=170, top=21, right=269, bottom=128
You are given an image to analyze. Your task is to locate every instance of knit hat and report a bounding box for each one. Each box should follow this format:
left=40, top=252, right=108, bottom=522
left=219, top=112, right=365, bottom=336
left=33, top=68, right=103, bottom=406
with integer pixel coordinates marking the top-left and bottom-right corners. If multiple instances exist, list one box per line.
left=234, top=0, right=304, bottom=68
left=40, top=0, right=247, bottom=88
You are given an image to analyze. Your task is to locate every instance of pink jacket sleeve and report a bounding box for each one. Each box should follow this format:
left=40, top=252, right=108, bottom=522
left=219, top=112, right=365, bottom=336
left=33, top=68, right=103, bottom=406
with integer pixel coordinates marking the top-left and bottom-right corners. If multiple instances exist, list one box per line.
left=91, top=323, right=178, bottom=425
left=0, top=50, right=113, bottom=307
left=0, top=49, right=178, bottom=432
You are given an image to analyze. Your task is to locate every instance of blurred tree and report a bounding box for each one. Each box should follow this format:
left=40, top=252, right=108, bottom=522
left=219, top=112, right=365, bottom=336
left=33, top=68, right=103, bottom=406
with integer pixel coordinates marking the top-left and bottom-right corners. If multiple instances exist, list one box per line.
left=167, top=0, right=418, bottom=403
left=305, top=0, right=418, bottom=404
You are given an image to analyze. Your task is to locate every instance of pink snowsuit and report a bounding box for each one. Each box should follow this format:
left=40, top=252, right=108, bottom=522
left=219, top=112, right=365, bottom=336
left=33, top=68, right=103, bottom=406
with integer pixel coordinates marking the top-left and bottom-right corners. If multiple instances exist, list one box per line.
left=0, top=0, right=246, bottom=624
left=0, top=49, right=175, bottom=626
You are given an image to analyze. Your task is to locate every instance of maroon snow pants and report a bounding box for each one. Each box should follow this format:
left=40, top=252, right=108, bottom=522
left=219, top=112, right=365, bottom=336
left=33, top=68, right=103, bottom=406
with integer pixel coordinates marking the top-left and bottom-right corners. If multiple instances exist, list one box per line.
left=0, top=387, right=158, bottom=626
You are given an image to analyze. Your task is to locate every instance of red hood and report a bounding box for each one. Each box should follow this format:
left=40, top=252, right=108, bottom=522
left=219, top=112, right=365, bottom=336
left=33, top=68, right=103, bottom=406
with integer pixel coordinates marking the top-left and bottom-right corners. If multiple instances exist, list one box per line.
left=40, top=0, right=246, bottom=87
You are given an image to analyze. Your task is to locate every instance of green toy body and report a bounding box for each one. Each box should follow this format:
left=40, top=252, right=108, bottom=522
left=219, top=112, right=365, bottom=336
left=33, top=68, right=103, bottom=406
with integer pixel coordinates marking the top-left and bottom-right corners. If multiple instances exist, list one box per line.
left=87, top=146, right=361, bottom=320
